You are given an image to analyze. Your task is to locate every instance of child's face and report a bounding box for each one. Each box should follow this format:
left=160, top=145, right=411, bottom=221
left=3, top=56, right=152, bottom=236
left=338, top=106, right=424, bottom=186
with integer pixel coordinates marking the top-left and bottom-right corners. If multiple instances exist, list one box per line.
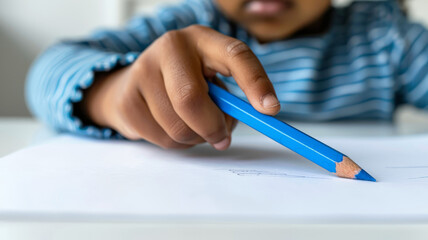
left=215, top=0, right=332, bottom=42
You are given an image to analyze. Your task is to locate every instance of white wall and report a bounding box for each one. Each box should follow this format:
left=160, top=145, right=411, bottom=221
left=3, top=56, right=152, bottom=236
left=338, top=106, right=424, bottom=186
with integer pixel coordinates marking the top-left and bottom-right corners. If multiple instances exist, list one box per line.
left=0, top=0, right=127, bottom=116
left=0, top=0, right=428, bottom=116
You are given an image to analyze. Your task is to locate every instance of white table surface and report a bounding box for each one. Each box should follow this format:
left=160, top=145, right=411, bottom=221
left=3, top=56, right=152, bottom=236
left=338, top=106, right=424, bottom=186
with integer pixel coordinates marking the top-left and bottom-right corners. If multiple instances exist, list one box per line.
left=2, top=107, right=428, bottom=157
left=1, top=107, right=428, bottom=240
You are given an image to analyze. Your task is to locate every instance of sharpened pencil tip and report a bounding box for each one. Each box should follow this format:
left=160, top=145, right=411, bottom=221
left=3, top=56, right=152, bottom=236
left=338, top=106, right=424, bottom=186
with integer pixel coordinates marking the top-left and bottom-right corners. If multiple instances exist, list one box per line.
left=355, top=169, right=376, bottom=182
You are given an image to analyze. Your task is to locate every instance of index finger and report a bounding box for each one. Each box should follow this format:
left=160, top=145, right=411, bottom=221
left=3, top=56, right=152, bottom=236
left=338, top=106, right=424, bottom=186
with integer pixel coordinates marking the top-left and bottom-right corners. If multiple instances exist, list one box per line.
left=185, top=25, right=280, bottom=116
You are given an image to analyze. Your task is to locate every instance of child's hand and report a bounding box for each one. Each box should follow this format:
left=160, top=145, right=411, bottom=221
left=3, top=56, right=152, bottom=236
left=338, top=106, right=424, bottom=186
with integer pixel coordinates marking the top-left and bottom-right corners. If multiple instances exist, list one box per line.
left=82, top=25, right=280, bottom=150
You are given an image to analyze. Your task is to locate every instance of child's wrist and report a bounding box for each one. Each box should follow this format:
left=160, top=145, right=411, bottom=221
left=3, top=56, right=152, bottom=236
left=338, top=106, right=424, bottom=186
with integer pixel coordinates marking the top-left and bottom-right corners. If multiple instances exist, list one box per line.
left=79, top=67, right=129, bottom=128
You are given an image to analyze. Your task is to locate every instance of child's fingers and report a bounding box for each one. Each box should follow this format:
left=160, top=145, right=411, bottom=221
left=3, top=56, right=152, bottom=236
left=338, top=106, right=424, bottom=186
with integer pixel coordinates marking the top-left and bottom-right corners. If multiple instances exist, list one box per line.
left=225, top=114, right=237, bottom=136
left=185, top=25, right=280, bottom=116
left=135, top=63, right=205, bottom=146
left=116, top=91, right=193, bottom=149
left=157, top=41, right=231, bottom=150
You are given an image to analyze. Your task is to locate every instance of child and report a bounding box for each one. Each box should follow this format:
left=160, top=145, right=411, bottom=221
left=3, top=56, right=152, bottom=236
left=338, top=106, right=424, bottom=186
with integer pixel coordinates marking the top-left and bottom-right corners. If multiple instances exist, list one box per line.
left=26, top=0, right=427, bottom=151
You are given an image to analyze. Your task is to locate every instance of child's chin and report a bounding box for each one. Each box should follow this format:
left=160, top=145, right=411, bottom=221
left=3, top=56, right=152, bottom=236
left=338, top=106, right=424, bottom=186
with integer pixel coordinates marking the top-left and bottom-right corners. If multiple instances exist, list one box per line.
left=247, top=23, right=298, bottom=42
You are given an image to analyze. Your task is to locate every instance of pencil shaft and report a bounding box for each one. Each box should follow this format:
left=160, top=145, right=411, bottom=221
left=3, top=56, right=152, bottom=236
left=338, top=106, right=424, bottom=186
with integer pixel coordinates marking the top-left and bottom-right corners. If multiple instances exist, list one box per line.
left=207, top=82, right=343, bottom=173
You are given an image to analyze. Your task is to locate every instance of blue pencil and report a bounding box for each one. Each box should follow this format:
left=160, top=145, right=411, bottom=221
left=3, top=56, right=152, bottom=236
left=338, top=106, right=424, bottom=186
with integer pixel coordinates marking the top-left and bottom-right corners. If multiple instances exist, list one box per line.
left=207, top=81, right=376, bottom=182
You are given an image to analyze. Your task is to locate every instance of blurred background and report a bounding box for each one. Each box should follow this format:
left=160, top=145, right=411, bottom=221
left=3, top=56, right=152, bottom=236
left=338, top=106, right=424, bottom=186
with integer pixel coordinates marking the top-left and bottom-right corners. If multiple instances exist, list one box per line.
left=1, top=0, right=428, bottom=117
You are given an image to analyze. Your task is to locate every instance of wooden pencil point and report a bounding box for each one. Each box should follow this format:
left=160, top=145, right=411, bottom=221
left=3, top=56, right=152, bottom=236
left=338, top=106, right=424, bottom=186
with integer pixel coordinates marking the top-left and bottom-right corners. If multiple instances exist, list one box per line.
left=335, top=156, right=361, bottom=179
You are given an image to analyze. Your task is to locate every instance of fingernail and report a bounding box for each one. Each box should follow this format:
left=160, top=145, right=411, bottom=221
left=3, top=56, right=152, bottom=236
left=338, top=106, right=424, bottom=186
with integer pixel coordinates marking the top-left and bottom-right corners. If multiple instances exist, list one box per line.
left=212, top=137, right=230, bottom=151
left=261, top=93, right=280, bottom=109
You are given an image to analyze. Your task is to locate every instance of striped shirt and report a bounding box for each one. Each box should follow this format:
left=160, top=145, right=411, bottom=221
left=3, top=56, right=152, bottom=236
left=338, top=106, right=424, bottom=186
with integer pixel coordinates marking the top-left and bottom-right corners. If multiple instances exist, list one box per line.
left=26, top=0, right=428, bottom=139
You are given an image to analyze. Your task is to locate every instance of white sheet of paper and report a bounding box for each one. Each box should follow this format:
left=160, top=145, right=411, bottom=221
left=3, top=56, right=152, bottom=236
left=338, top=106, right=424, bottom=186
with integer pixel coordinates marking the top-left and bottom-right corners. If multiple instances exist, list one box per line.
left=1, top=133, right=428, bottom=223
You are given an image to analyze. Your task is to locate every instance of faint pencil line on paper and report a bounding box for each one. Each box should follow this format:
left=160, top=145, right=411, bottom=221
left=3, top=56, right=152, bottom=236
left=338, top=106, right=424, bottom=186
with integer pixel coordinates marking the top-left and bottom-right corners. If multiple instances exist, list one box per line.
left=407, top=176, right=428, bottom=180
left=386, top=166, right=428, bottom=169
left=223, top=169, right=329, bottom=179
left=385, top=166, right=428, bottom=180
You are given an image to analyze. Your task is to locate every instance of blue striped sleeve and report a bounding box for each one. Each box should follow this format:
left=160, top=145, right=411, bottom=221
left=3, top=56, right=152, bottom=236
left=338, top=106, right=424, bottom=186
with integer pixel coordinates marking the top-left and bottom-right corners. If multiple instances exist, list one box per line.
left=25, top=0, right=218, bottom=138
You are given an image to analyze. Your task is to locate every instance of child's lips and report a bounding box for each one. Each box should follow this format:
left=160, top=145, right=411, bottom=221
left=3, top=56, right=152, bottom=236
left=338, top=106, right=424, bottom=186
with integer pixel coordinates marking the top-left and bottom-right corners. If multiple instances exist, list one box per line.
left=244, top=0, right=293, bottom=16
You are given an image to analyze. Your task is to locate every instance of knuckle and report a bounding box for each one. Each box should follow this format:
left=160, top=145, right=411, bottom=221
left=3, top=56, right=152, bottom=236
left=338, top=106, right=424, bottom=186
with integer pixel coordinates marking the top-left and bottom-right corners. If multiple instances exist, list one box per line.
left=184, top=24, right=204, bottom=32
left=168, top=120, right=197, bottom=143
left=249, top=74, right=266, bottom=85
left=160, top=137, right=183, bottom=150
left=225, top=39, right=252, bottom=59
left=159, top=30, right=183, bottom=47
left=128, top=63, right=142, bottom=77
left=129, top=58, right=146, bottom=76
left=173, top=83, right=203, bottom=108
